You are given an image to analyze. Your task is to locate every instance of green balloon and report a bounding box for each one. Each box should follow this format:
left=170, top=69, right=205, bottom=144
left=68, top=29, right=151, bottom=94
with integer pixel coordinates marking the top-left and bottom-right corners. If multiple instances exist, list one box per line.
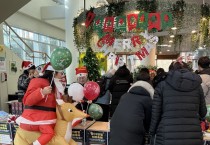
left=88, top=103, right=103, bottom=120
left=206, top=105, right=210, bottom=122
left=50, top=47, right=72, bottom=70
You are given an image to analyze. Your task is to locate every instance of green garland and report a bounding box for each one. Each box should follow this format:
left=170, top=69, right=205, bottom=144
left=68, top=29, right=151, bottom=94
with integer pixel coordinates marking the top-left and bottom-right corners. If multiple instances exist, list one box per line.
left=107, top=2, right=125, bottom=16
left=136, top=0, right=158, bottom=13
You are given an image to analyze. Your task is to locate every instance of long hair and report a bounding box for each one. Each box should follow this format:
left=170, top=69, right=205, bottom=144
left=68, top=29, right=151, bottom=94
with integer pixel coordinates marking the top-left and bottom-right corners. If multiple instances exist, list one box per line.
left=39, top=70, right=55, bottom=88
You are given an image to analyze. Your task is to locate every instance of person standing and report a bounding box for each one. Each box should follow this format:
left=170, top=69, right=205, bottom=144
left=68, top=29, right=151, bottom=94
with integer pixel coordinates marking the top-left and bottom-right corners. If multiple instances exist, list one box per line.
left=149, top=61, right=207, bottom=145
left=198, top=56, right=210, bottom=105
left=15, top=62, right=65, bottom=145
left=18, top=61, right=36, bottom=93
left=110, top=71, right=153, bottom=145
left=109, top=64, right=133, bottom=117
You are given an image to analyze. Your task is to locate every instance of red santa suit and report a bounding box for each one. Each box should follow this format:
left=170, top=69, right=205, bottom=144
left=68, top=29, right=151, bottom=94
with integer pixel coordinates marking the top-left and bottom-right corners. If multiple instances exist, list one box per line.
left=16, top=63, right=64, bottom=145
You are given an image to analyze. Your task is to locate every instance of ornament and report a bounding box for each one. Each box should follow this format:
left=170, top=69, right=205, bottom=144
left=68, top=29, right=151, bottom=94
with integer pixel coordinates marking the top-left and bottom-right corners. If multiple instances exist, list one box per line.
left=148, top=13, right=161, bottom=31
left=115, top=15, right=127, bottom=32
left=127, top=14, right=138, bottom=31
left=50, top=47, right=72, bottom=70
left=85, top=11, right=96, bottom=28
left=137, top=12, right=148, bottom=30
left=161, top=12, right=173, bottom=29
left=103, top=17, right=115, bottom=33
left=83, top=81, right=100, bottom=100
left=88, top=103, right=103, bottom=120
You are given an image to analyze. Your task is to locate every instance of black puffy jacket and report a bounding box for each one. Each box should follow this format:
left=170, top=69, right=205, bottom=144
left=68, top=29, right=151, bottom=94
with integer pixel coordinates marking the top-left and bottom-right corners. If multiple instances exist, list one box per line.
left=109, top=65, right=133, bottom=117
left=110, top=81, right=153, bottom=145
left=149, top=69, right=207, bottom=145
left=17, top=73, right=30, bottom=92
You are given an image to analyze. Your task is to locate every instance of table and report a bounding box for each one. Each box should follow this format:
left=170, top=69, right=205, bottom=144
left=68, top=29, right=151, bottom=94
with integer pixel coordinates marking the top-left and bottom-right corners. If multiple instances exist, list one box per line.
left=86, top=122, right=110, bottom=145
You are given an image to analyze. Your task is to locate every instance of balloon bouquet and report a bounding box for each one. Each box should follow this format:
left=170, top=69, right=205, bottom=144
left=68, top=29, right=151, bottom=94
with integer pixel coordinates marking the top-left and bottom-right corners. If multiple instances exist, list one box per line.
left=68, top=80, right=104, bottom=121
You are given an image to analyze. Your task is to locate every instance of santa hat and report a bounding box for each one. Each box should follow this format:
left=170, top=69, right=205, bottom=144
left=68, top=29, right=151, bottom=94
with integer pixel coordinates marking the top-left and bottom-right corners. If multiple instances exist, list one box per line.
left=22, top=61, right=34, bottom=70
left=42, top=62, right=55, bottom=73
left=75, top=66, right=88, bottom=77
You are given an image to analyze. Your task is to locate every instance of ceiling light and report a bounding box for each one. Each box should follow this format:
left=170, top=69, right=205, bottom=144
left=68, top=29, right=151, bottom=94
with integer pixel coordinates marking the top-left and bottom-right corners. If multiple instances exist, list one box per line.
left=159, top=51, right=162, bottom=54
left=170, top=35, right=175, bottom=38
left=96, top=0, right=106, bottom=8
left=171, top=27, right=177, bottom=30
left=81, top=23, right=85, bottom=26
left=169, top=40, right=173, bottom=43
left=167, top=49, right=170, bottom=52
left=191, top=30, right=196, bottom=33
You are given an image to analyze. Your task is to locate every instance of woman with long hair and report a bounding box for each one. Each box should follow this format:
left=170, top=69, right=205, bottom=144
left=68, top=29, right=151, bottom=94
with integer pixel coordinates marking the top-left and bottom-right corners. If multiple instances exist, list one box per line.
left=15, top=62, right=64, bottom=145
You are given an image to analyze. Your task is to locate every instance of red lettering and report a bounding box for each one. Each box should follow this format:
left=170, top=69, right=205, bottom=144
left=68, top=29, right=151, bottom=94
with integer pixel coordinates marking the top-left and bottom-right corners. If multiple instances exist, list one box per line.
left=85, top=11, right=95, bottom=28
left=131, top=36, right=142, bottom=47
left=135, top=47, right=149, bottom=60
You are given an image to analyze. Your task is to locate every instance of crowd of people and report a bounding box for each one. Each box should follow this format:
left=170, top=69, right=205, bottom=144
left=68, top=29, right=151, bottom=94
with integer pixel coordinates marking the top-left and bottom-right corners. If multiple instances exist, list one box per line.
left=15, top=56, right=210, bottom=145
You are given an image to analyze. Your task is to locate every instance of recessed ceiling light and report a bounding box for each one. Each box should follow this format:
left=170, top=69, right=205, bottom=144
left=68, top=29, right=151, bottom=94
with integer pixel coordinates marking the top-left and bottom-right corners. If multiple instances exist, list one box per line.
left=191, top=30, right=196, bottom=33
left=170, top=35, right=175, bottom=38
left=167, top=49, right=170, bottom=51
left=134, top=11, right=140, bottom=14
left=159, top=51, right=162, bottom=54
left=171, top=27, right=177, bottom=30
left=169, top=40, right=173, bottom=43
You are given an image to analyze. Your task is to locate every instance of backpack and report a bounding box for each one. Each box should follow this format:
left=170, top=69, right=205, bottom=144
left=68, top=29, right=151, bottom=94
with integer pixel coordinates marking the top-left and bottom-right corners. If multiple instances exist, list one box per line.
left=96, top=76, right=108, bottom=97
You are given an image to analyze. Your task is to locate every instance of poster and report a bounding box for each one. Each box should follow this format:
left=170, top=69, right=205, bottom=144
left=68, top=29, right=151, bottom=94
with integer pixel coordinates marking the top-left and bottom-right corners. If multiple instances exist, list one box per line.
left=0, top=60, right=6, bottom=72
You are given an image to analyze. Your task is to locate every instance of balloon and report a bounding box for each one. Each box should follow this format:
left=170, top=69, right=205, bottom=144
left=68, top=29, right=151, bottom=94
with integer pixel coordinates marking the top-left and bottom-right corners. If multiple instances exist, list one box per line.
left=68, top=83, right=84, bottom=102
left=83, top=81, right=100, bottom=100
left=88, top=103, right=103, bottom=120
left=50, top=47, right=72, bottom=70
left=206, top=105, right=210, bottom=122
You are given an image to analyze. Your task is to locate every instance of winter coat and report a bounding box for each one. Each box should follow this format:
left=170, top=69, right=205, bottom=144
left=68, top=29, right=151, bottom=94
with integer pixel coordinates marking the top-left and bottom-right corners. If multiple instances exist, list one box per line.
left=18, top=73, right=31, bottom=92
left=109, top=65, right=133, bottom=117
left=110, top=81, right=153, bottom=145
left=149, top=69, right=207, bottom=145
left=199, top=68, right=210, bottom=105
left=17, top=78, right=57, bottom=125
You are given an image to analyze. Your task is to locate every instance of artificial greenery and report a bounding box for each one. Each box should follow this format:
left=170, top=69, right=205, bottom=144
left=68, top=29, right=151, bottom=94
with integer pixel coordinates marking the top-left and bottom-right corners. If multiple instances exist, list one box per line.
left=107, top=2, right=125, bottom=16
left=136, top=0, right=158, bottom=13
left=201, top=3, right=210, bottom=18
left=83, top=47, right=100, bottom=81
left=133, top=65, right=157, bottom=80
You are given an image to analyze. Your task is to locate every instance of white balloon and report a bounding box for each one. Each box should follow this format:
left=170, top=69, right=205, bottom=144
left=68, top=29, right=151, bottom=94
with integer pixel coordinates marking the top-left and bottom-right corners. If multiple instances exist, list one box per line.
left=68, top=83, right=84, bottom=102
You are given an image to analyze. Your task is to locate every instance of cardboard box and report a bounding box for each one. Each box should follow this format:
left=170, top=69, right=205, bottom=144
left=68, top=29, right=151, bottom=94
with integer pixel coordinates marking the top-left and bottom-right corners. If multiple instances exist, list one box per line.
left=72, top=120, right=95, bottom=144
left=86, top=122, right=110, bottom=145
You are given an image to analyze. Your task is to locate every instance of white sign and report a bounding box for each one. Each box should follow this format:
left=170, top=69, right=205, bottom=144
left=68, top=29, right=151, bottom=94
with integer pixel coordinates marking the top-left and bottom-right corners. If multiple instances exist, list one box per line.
left=0, top=60, right=6, bottom=72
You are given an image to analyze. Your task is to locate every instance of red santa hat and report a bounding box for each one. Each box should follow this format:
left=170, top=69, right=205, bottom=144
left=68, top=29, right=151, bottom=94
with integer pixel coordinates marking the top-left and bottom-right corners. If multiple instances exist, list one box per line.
left=75, top=66, right=88, bottom=77
left=22, top=61, right=34, bottom=70
left=42, top=62, right=55, bottom=73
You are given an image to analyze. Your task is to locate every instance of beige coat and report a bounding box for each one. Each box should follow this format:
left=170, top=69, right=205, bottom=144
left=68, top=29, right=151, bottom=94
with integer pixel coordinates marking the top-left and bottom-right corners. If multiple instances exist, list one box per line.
left=200, top=74, right=210, bottom=105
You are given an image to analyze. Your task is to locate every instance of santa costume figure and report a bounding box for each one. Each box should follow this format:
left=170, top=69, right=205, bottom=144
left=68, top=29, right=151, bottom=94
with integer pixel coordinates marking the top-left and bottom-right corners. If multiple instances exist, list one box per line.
left=15, top=62, right=65, bottom=145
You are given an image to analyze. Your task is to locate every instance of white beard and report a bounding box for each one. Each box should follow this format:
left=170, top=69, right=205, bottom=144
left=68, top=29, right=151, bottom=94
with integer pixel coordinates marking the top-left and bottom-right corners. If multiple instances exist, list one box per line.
left=54, top=78, right=64, bottom=95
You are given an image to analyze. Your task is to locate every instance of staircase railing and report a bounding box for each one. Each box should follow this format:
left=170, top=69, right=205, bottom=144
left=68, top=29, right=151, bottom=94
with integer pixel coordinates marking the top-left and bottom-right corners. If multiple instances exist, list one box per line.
left=3, top=21, right=50, bottom=64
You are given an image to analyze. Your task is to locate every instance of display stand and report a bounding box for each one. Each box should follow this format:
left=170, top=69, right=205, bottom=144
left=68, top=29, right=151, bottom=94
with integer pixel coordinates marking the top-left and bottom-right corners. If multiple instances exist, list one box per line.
left=0, top=122, right=18, bottom=145
left=86, top=121, right=110, bottom=145
left=72, top=120, right=95, bottom=145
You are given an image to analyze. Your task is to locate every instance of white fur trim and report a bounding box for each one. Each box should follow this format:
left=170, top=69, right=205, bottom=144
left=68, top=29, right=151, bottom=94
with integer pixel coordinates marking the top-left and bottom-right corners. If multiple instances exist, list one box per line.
left=56, top=99, right=65, bottom=105
left=128, top=81, right=154, bottom=98
left=76, top=73, right=87, bottom=77
left=23, top=63, right=34, bottom=70
left=46, top=65, right=54, bottom=71
left=16, top=116, right=56, bottom=125
left=33, top=140, right=41, bottom=145
left=64, top=122, right=72, bottom=143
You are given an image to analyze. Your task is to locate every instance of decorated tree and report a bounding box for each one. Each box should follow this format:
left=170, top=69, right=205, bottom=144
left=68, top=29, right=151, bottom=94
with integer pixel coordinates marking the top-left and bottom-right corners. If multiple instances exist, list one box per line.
left=83, top=47, right=100, bottom=81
